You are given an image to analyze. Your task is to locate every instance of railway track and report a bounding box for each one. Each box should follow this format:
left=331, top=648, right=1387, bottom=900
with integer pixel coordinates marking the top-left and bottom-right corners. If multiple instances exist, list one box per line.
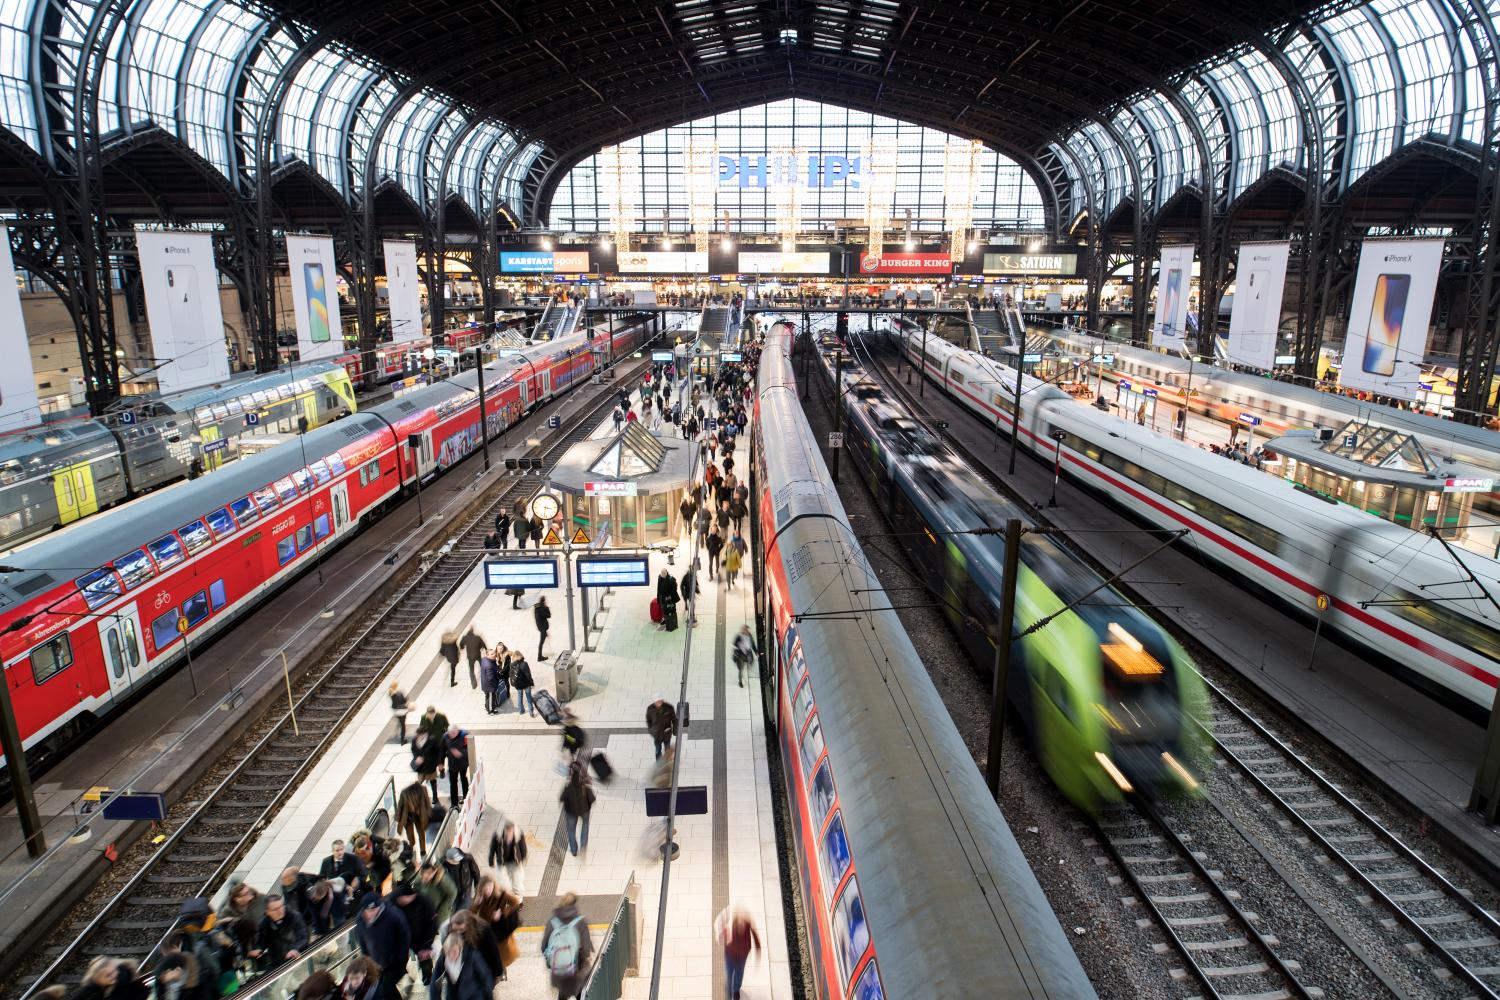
left=845, top=334, right=1500, bottom=999
left=1091, top=800, right=1320, bottom=1000
left=18, top=359, right=646, bottom=996
left=1203, top=680, right=1500, bottom=999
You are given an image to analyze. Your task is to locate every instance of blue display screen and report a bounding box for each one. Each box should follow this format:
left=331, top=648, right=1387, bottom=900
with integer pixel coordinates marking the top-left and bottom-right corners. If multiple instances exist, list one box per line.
left=483, top=558, right=559, bottom=589
left=576, top=556, right=650, bottom=587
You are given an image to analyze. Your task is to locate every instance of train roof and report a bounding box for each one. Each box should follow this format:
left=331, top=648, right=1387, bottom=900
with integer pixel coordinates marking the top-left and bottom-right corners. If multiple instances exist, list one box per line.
left=757, top=330, right=1097, bottom=997
left=0, top=420, right=117, bottom=465
left=0, top=410, right=393, bottom=602
left=120, top=360, right=347, bottom=416
left=1042, top=325, right=1500, bottom=461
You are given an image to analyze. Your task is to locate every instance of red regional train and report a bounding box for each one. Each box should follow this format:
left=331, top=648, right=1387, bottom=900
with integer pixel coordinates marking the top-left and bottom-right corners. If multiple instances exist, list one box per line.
left=278, top=325, right=496, bottom=384
left=0, top=318, right=656, bottom=769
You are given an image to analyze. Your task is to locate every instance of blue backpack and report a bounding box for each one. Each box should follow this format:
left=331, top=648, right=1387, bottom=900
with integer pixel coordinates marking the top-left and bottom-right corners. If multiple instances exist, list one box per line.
left=546, top=915, right=583, bottom=977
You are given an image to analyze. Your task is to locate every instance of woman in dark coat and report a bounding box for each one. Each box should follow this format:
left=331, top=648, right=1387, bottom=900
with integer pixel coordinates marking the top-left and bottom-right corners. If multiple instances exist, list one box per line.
left=446, top=910, right=504, bottom=983
left=428, top=934, right=493, bottom=1000
left=479, top=651, right=502, bottom=715
left=411, top=730, right=442, bottom=805
left=396, top=781, right=433, bottom=855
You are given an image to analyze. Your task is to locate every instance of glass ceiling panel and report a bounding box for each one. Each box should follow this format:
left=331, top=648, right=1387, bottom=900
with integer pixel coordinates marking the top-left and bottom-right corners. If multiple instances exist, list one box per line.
left=0, top=0, right=36, bottom=151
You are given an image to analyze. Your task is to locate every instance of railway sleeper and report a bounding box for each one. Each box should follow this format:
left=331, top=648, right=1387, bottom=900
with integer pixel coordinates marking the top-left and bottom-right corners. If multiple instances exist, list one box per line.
left=181, top=833, right=241, bottom=844
left=146, top=872, right=212, bottom=884
left=1433, top=934, right=1500, bottom=949
left=103, top=918, right=177, bottom=932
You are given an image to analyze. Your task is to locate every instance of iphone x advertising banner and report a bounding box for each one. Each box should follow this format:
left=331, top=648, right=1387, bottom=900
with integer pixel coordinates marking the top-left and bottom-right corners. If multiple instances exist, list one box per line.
left=136, top=230, right=231, bottom=394
left=1340, top=237, right=1444, bottom=400
left=1226, top=241, right=1290, bottom=370
left=286, top=235, right=342, bottom=361
left=1152, top=245, right=1195, bottom=351
left=383, top=240, right=423, bottom=344
left=0, top=226, right=40, bottom=431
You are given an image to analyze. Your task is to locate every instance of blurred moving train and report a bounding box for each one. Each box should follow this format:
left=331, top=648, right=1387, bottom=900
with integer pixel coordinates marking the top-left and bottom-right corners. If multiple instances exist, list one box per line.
left=751, top=322, right=1097, bottom=1000
left=1040, top=324, right=1500, bottom=474
left=817, top=333, right=1208, bottom=811
left=0, top=363, right=357, bottom=552
left=899, top=327, right=1500, bottom=713
left=0, top=318, right=655, bottom=771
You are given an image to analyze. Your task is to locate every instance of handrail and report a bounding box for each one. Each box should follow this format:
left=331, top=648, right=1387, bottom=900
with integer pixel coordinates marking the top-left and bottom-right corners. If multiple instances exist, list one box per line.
left=581, top=873, right=638, bottom=1000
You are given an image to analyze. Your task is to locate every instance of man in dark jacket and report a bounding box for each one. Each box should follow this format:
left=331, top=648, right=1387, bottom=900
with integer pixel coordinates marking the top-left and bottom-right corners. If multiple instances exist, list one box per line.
left=443, top=726, right=470, bottom=805
left=680, top=567, right=698, bottom=627
left=276, top=866, right=316, bottom=925
left=254, top=894, right=309, bottom=969
left=534, top=596, right=552, bottom=661
left=459, top=626, right=486, bottom=690
left=646, top=696, right=677, bottom=760
left=318, top=839, right=366, bottom=900
left=442, top=847, right=481, bottom=911
left=355, top=892, right=410, bottom=1000
left=391, top=881, right=439, bottom=985
left=416, top=861, right=458, bottom=927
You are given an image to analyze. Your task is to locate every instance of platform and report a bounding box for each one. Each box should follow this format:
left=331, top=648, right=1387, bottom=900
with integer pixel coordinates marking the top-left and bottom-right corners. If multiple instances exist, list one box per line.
left=229, top=485, right=791, bottom=993
left=900, top=355, right=1500, bottom=877
left=0, top=366, right=646, bottom=980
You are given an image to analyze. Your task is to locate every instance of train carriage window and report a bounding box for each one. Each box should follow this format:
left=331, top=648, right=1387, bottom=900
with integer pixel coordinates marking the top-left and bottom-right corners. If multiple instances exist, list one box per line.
left=150, top=608, right=180, bottom=650
left=211, top=404, right=230, bottom=421
left=809, top=761, right=837, bottom=834
left=799, top=713, right=825, bottom=780
left=360, top=460, right=381, bottom=486
left=309, top=461, right=331, bottom=485
left=147, top=534, right=185, bottom=571
left=276, top=536, right=296, bottom=565
left=819, top=812, right=853, bottom=902
left=210, top=579, right=226, bottom=610
left=253, top=486, right=279, bottom=514
left=113, top=549, right=154, bottom=589
left=194, top=406, right=214, bottom=425
left=178, top=520, right=212, bottom=554
left=105, top=629, right=124, bottom=678
left=326, top=453, right=347, bottom=476
left=75, top=568, right=123, bottom=610
left=226, top=399, right=244, bottom=416
left=793, top=677, right=815, bottom=735
left=121, top=618, right=139, bottom=667
left=30, top=633, right=73, bottom=683
left=296, top=524, right=314, bottom=551
left=830, top=878, right=871, bottom=989
left=292, top=469, right=314, bottom=495
left=204, top=507, right=235, bottom=538
left=273, top=477, right=298, bottom=503
left=229, top=496, right=259, bottom=525
left=183, top=590, right=210, bottom=628
left=314, top=513, right=330, bottom=540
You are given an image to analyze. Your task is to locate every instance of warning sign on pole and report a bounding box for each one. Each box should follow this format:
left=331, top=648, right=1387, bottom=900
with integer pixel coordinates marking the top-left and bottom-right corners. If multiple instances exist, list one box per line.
left=542, top=527, right=563, bottom=546
left=571, top=526, right=591, bottom=545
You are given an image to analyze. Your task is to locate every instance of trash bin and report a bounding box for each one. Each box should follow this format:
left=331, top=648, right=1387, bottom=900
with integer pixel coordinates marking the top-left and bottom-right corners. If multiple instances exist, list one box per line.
left=554, top=650, right=579, bottom=702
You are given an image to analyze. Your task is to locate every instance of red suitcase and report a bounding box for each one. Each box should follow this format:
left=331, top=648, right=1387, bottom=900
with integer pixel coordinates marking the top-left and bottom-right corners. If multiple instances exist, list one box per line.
left=650, top=597, right=663, bottom=623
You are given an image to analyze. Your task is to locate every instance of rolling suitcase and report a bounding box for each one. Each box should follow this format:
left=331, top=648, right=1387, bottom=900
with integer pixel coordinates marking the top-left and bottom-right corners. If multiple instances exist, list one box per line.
left=533, top=688, right=563, bottom=725
left=589, top=751, right=614, bottom=784
left=662, top=597, right=679, bottom=632
left=650, top=597, right=663, bottom=623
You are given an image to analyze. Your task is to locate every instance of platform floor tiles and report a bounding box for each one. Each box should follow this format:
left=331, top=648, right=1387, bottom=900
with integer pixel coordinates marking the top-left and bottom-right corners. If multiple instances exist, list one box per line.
left=233, top=512, right=790, bottom=1000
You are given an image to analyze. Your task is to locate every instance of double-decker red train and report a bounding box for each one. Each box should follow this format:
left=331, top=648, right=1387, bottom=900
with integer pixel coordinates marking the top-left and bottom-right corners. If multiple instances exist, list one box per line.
left=278, top=325, right=499, bottom=385
left=0, top=319, right=656, bottom=770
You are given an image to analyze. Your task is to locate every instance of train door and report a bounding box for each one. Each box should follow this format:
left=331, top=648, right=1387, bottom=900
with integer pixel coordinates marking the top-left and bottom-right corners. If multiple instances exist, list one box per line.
left=540, top=368, right=553, bottom=400
left=98, top=607, right=144, bottom=696
left=331, top=482, right=351, bottom=533
left=199, top=426, right=225, bottom=471
left=410, top=432, right=435, bottom=478
left=53, top=462, right=99, bottom=524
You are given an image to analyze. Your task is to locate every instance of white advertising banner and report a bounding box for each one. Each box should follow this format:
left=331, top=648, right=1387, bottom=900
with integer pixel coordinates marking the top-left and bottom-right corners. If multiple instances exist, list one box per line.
left=616, top=251, right=709, bottom=274
left=1339, top=237, right=1444, bottom=400
left=1226, top=241, right=1290, bottom=370
left=1152, top=245, right=1195, bottom=351
left=382, top=240, right=423, bottom=344
left=737, top=251, right=830, bottom=274
left=0, top=227, right=39, bottom=431
left=136, top=230, right=231, bottom=394
left=286, top=235, right=343, bottom=361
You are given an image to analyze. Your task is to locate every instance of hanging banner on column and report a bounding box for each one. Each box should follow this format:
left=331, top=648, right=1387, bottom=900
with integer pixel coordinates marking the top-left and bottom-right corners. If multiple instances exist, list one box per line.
left=286, top=235, right=343, bottom=361
left=136, top=231, right=231, bottom=395
left=383, top=240, right=423, bottom=344
left=1339, top=237, right=1444, bottom=400
left=1225, top=241, right=1290, bottom=370
left=1151, top=245, right=1195, bottom=351
left=0, top=227, right=39, bottom=431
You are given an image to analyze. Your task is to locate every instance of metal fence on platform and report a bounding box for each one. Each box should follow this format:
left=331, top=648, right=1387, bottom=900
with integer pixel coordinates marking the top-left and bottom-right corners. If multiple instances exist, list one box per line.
left=582, top=873, right=641, bottom=1000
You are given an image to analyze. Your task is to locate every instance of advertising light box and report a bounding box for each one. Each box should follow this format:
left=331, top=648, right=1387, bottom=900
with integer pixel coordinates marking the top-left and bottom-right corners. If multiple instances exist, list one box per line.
left=577, top=556, right=651, bottom=587
left=982, top=252, right=1081, bottom=276
left=858, top=252, right=953, bottom=275
left=483, top=558, right=558, bottom=589
left=500, top=251, right=591, bottom=273
left=651, top=350, right=676, bottom=362
left=738, top=252, right=830, bottom=274
left=618, top=251, right=708, bottom=274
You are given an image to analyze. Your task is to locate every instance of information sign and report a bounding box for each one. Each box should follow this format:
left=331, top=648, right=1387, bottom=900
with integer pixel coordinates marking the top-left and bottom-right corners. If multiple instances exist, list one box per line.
left=204, top=439, right=227, bottom=454
left=482, top=559, right=558, bottom=589
left=1237, top=413, right=1262, bottom=426
left=651, top=350, right=675, bottom=362
left=577, top=556, right=651, bottom=588
left=720, top=352, right=744, bottom=362
left=828, top=432, right=844, bottom=449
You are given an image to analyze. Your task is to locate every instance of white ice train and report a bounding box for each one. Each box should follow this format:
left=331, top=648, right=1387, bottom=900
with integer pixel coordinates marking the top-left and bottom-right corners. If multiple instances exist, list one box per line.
left=898, top=328, right=1500, bottom=712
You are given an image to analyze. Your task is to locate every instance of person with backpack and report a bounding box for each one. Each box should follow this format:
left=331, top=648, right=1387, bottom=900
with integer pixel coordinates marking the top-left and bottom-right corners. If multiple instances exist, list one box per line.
left=509, top=652, right=536, bottom=717
left=541, top=893, right=594, bottom=999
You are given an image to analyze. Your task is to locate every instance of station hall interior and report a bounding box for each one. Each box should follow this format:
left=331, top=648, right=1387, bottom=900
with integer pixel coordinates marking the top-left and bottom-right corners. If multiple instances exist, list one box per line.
left=10, top=1, right=1500, bottom=999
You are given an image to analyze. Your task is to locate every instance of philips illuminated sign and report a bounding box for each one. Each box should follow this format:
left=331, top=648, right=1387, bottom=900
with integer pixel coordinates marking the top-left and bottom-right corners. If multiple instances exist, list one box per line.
left=718, top=153, right=865, bottom=189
